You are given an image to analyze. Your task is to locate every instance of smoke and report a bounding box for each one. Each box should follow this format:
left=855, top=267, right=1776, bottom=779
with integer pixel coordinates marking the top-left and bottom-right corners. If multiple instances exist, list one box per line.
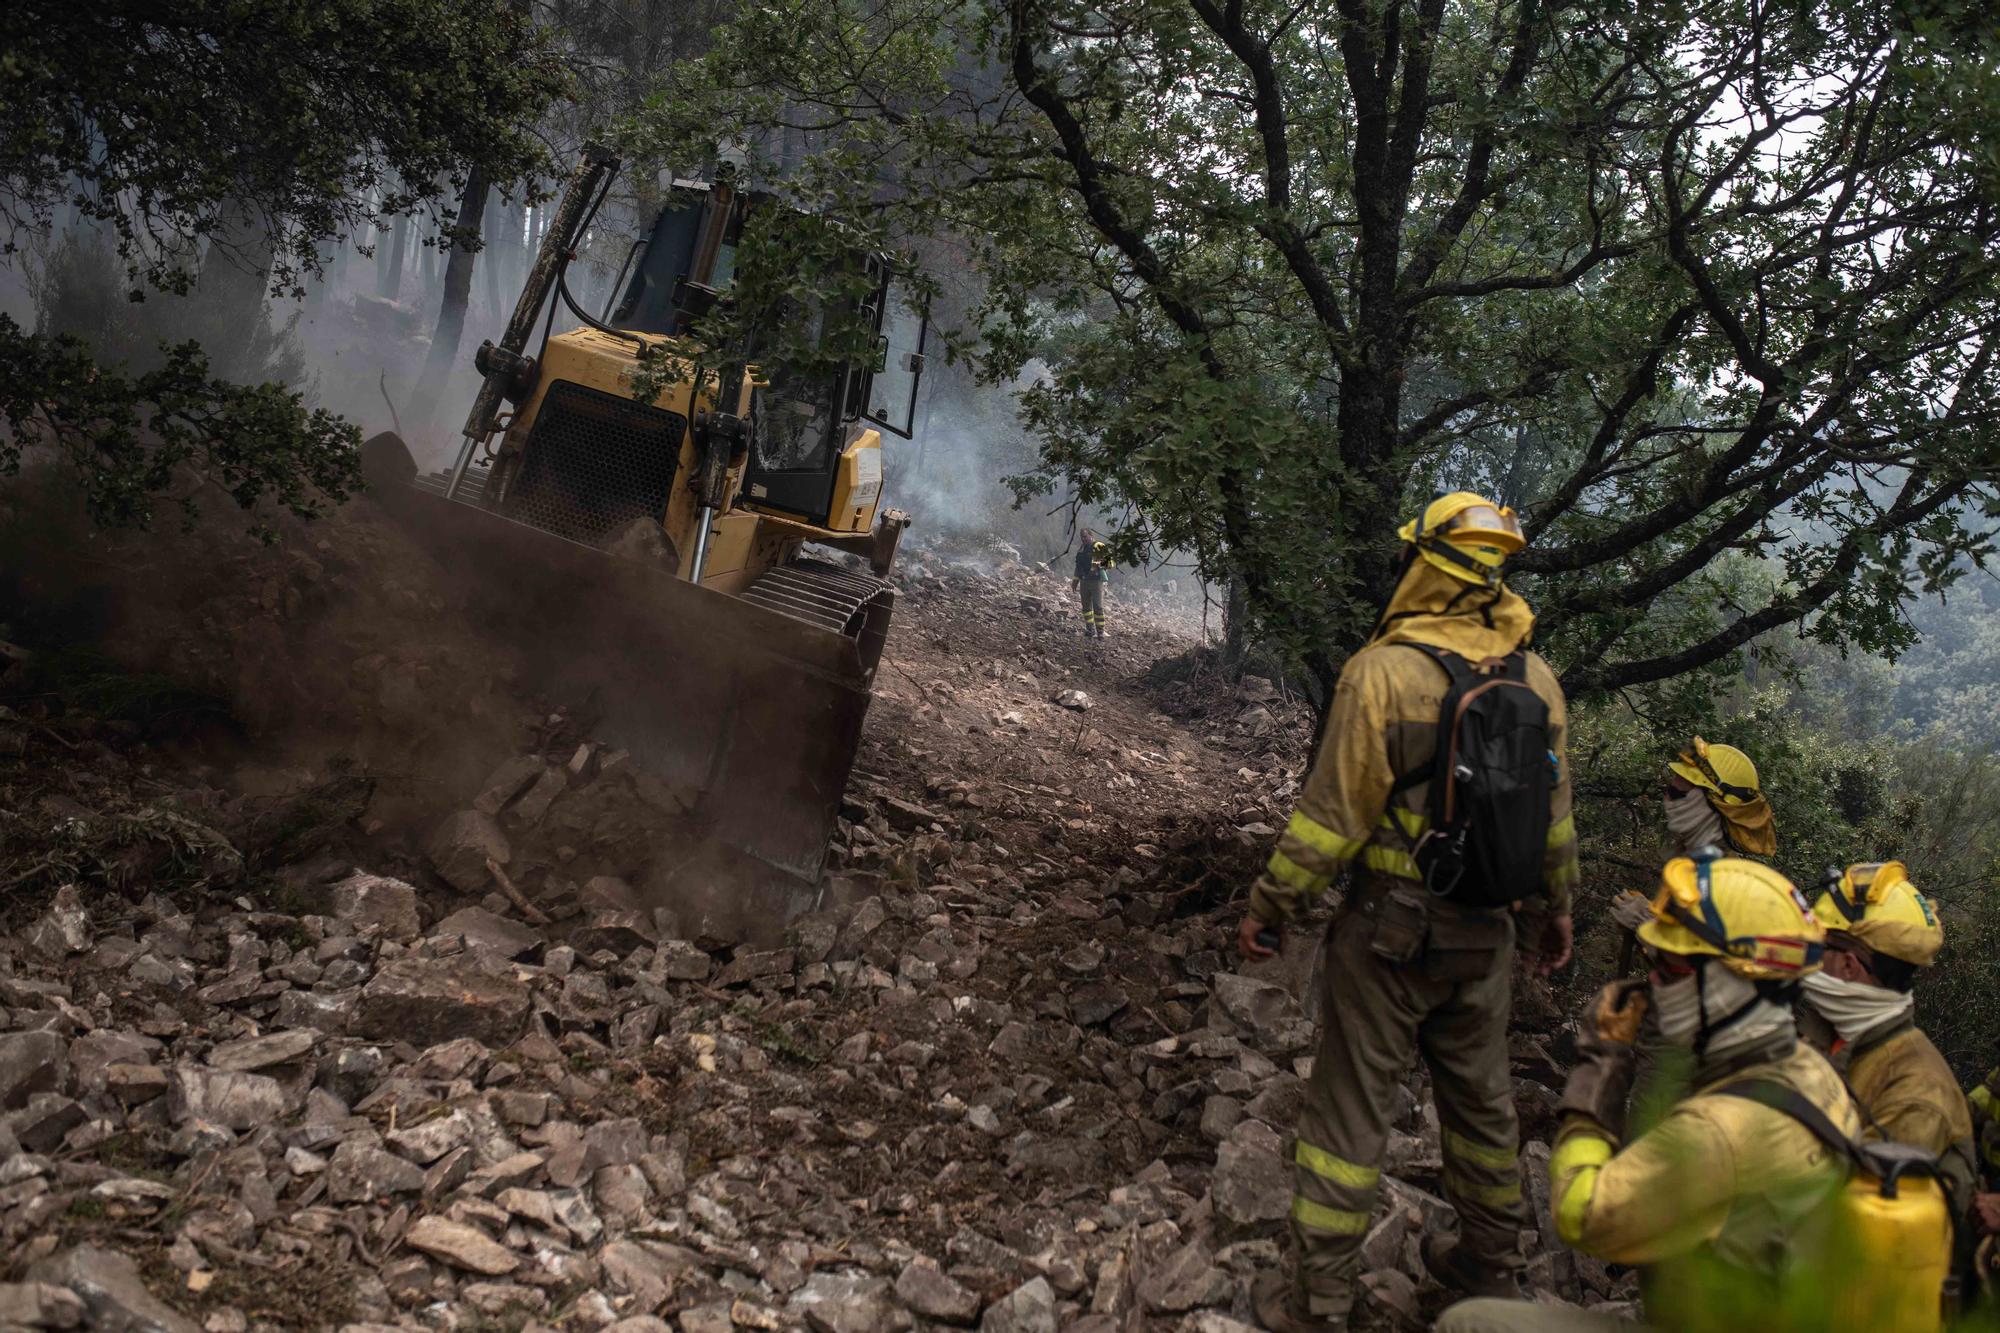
left=889, top=356, right=1040, bottom=537
left=886, top=336, right=1214, bottom=619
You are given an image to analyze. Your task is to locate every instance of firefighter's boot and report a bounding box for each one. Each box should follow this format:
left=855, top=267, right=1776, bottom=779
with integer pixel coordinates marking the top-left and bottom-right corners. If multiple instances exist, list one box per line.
left=1421, top=1234, right=1523, bottom=1301
left=1253, top=1273, right=1347, bottom=1333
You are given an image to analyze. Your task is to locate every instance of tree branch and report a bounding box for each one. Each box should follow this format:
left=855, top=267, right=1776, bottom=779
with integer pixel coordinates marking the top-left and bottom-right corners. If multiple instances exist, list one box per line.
left=1561, top=471, right=1972, bottom=696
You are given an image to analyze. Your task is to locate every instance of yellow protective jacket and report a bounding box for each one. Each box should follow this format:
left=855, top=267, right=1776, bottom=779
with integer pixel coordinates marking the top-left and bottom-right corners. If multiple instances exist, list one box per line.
left=1846, top=1019, right=1978, bottom=1221
left=1251, top=561, right=1578, bottom=925
left=1550, top=1040, right=1857, bottom=1280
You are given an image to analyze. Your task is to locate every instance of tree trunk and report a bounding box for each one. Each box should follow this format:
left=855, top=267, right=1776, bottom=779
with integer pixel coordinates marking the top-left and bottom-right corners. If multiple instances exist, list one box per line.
left=1221, top=573, right=1250, bottom=675
left=505, top=195, right=530, bottom=302
left=306, top=237, right=342, bottom=312
left=419, top=217, right=438, bottom=290
left=379, top=213, right=408, bottom=300
left=195, top=199, right=276, bottom=382
left=481, top=187, right=504, bottom=322
left=417, top=167, right=491, bottom=425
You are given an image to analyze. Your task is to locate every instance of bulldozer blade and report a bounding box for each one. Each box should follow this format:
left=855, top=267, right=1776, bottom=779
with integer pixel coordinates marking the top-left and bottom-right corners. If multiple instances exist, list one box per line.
left=359, top=435, right=878, bottom=942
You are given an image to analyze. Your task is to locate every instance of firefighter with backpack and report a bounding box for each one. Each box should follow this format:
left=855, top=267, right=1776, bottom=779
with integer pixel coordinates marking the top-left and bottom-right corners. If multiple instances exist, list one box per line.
left=1236, top=492, right=1579, bottom=1332
left=1438, top=850, right=1954, bottom=1333
left=1799, top=862, right=1977, bottom=1226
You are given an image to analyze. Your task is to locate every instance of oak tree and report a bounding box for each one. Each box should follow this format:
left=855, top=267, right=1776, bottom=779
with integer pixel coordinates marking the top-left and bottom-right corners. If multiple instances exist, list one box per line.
left=635, top=0, right=2000, bottom=695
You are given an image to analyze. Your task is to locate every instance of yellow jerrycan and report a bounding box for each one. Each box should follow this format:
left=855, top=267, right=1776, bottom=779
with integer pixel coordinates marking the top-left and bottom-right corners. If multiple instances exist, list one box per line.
left=1825, top=1140, right=1952, bottom=1331
left=1717, top=1083, right=1952, bottom=1332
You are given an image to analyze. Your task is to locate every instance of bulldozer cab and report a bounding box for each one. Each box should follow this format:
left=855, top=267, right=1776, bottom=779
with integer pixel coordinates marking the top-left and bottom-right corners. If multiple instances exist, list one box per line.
left=608, top=182, right=927, bottom=527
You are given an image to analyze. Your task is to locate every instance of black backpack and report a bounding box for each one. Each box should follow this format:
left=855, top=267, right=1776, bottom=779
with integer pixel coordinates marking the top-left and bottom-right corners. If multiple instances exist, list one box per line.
left=1390, top=645, right=1552, bottom=908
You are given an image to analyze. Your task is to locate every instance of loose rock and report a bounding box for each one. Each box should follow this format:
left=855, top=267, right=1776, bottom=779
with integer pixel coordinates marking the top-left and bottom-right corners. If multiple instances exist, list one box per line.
left=353, top=957, right=530, bottom=1047
left=979, top=1276, right=1056, bottom=1333
left=895, top=1260, right=980, bottom=1324
left=167, top=1067, right=284, bottom=1131
left=0, top=1031, right=66, bottom=1110
left=206, top=1030, right=317, bottom=1073
left=403, top=1215, right=520, bottom=1276
left=27, top=1245, right=199, bottom=1333
left=424, top=811, right=511, bottom=895
left=328, top=872, right=422, bottom=941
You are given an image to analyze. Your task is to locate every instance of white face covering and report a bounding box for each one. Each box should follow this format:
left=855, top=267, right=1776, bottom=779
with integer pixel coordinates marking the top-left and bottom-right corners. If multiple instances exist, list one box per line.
left=1651, top=971, right=1704, bottom=1045
left=1800, top=972, right=1913, bottom=1046
left=1651, top=960, right=1794, bottom=1059
left=1662, top=788, right=1726, bottom=856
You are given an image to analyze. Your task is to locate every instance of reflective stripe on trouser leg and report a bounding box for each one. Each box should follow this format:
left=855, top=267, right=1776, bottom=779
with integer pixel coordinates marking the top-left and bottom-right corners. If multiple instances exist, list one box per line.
left=1418, top=938, right=1528, bottom=1267
left=1290, top=908, right=1427, bottom=1318
left=1440, top=1123, right=1523, bottom=1228
left=1291, top=1137, right=1378, bottom=1237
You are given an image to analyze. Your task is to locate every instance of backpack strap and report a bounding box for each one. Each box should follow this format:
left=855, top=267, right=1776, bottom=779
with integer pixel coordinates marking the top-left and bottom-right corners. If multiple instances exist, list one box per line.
left=1710, top=1079, right=1857, bottom=1164
left=1387, top=645, right=1471, bottom=797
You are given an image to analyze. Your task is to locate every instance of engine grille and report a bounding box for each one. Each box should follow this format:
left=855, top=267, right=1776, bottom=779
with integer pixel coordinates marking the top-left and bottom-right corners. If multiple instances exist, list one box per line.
left=502, top=381, right=686, bottom=547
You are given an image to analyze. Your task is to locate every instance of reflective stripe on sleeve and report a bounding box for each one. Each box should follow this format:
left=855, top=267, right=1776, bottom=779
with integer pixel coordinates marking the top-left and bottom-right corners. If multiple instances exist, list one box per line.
left=1551, top=1133, right=1614, bottom=1246
left=1284, top=810, right=1365, bottom=863
left=1266, top=850, right=1326, bottom=894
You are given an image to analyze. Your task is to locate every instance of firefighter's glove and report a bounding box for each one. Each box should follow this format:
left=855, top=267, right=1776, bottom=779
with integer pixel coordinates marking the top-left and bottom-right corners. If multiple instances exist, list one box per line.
left=1585, top=978, right=1650, bottom=1048
left=1559, top=980, right=1649, bottom=1138
left=1607, top=892, right=1654, bottom=934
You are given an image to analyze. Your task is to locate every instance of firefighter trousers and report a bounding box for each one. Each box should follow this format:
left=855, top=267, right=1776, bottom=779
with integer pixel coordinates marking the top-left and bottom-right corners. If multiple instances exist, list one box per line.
left=1287, top=885, right=1526, bottom=1319
left=1078, top=579, right=1104, bottom=634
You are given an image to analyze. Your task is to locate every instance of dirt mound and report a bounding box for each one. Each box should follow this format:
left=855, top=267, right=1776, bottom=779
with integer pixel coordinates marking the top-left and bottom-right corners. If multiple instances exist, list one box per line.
left=1, top=472, right=534, bottom=829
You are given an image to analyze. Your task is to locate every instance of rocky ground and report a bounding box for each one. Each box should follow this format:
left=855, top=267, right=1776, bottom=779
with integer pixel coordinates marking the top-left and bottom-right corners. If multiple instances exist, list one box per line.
left=0, top=531, right=1632, bottom=1332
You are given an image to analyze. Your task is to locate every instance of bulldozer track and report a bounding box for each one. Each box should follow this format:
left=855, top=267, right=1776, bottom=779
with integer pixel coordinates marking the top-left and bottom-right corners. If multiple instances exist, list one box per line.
left=413, top=465, right=493, bottom=505
left=740, top=558, right=890, bottom=639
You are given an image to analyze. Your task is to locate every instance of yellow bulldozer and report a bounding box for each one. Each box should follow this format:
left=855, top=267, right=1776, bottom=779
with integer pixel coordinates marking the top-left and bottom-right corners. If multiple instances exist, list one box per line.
left=363, top=146, right=927, bottom=937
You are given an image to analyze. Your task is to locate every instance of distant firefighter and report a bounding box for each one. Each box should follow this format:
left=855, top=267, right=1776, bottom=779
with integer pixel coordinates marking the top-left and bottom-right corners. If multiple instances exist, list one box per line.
left=1072, top=530, right=1112, bottom=638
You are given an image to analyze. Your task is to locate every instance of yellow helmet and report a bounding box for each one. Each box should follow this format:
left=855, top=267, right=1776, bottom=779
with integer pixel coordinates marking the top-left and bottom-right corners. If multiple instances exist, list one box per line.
left=1668, top=736, right=1761, bottom=806
left=1637, top=852, right=1825, bottom=980
left=1811, top=861, right=1943, bottom=967
left=1396, top=492, right=1525, bottom=587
